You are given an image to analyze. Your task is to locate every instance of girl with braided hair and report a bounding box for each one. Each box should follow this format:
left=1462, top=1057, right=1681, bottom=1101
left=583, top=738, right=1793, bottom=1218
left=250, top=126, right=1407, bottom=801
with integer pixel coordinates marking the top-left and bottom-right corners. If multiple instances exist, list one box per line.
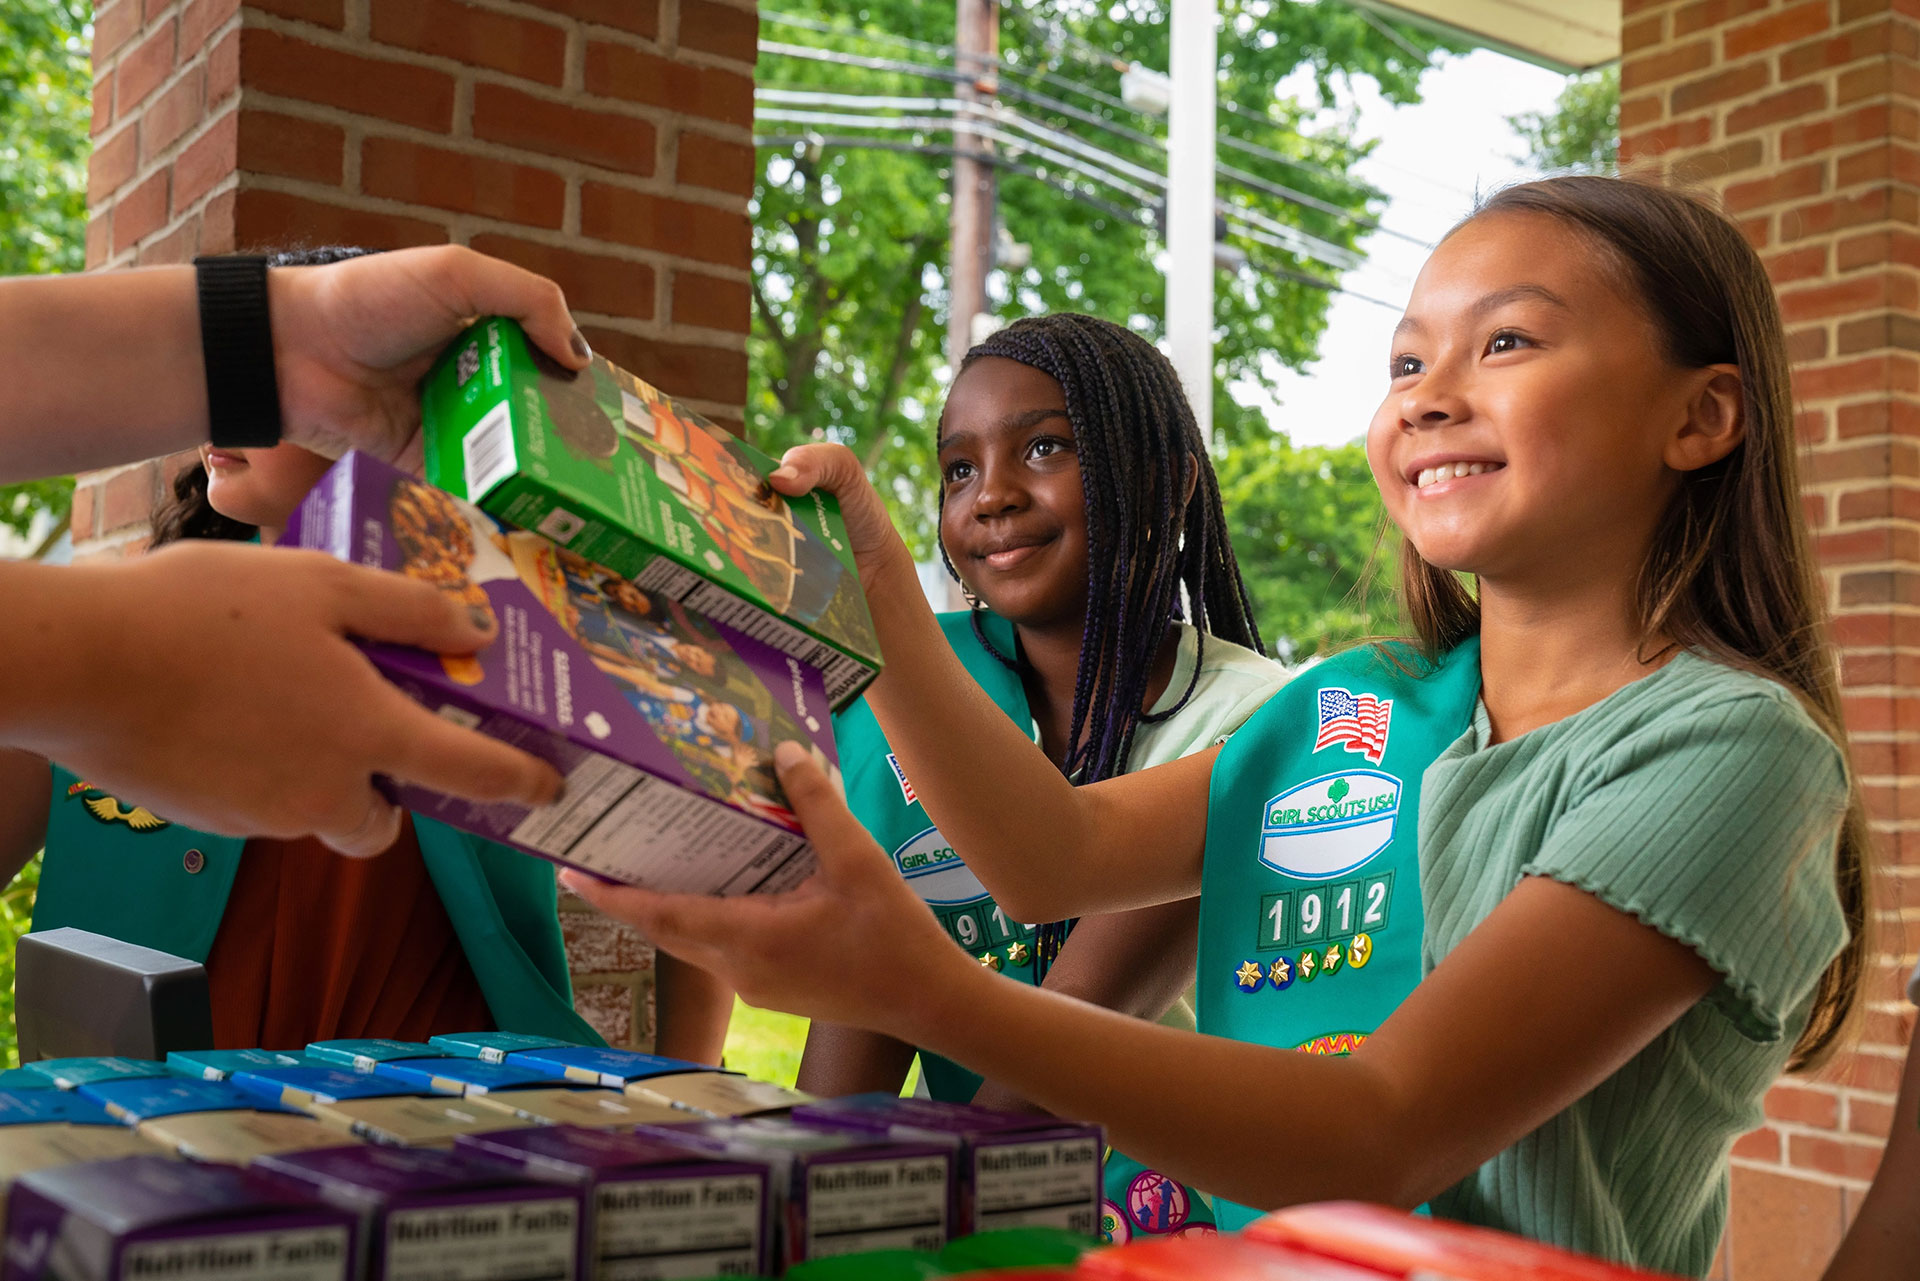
left=798, top=312, right=1289, bottom=1242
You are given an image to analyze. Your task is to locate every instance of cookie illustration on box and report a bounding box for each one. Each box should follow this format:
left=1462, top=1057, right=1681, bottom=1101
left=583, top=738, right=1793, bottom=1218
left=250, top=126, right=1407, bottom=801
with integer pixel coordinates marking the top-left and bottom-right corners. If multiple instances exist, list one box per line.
left=536, top=353, right=623, bottom=466
left=422, top=317, right=882, bottom=708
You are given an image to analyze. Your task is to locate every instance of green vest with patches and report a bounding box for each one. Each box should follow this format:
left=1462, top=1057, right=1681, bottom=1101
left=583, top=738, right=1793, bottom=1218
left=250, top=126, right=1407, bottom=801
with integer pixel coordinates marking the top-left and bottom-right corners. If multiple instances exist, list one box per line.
left=1197, top=639, right=1480, bottom=1230
left=836, top=610, right=1216, bottom=1241
left=35, top=763, right=603, bottom=1045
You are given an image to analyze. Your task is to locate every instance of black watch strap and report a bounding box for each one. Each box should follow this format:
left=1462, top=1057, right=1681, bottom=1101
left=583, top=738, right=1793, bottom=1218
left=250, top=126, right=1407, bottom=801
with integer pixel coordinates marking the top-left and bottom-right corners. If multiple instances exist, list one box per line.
left=194, top=254, right=284, bottom=448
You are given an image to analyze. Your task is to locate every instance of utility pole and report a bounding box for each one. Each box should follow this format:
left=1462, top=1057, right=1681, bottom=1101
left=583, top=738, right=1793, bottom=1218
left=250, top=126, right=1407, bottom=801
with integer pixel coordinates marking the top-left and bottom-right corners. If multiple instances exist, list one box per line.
left=1166, top=0, right=1217, bottom=442
left=949, top=0, right=998, bottom=373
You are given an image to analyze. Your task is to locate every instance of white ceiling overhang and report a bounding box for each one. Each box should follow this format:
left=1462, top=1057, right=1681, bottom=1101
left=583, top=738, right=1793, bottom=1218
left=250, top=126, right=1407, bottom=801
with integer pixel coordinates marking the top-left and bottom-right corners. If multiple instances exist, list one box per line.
left=1348, top=0, right=1620, bottom=73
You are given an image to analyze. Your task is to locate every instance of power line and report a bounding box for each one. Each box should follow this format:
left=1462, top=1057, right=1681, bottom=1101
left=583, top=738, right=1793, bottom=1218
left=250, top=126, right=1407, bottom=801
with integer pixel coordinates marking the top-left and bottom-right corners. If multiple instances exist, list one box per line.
left=757, top=133, right=1403, bottom=311
left=756, top=64, right=1428, bottom=247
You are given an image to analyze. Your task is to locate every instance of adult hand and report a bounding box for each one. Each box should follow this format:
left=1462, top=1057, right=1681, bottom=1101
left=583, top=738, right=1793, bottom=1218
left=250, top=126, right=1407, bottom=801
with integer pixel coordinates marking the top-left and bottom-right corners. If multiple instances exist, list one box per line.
left=768, top=443, right=918, bottom=596
left=270, top=245, right=591, bottom=468
left=6, top=543, right=562, bottom=857
left=562, top=741, right=976, bottom=1037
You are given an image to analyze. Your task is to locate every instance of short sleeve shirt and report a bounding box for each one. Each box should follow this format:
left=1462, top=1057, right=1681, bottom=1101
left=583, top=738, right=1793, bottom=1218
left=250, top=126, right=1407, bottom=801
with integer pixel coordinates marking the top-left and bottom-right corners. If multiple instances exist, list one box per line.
left=1418, top=651, right=1848, bottom=1275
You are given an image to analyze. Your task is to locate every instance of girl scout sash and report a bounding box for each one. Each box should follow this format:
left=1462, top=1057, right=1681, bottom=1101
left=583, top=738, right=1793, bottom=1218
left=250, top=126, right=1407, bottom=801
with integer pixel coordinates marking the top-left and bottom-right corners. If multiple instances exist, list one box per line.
left=837, top=609, right=1217, bottom=1242
left=1197, top=638, right=1480, bottom=1230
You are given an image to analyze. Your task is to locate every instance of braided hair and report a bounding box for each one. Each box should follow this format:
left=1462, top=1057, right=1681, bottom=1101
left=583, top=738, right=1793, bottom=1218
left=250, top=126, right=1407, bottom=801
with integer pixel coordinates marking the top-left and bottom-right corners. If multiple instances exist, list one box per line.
left=938, top=314, right=1265, bottom=972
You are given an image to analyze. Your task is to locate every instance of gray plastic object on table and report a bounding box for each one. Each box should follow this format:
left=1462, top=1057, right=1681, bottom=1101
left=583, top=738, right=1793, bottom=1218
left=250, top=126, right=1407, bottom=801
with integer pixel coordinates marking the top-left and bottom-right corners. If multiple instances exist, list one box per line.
left=15, top=927, right=213, bottom=1062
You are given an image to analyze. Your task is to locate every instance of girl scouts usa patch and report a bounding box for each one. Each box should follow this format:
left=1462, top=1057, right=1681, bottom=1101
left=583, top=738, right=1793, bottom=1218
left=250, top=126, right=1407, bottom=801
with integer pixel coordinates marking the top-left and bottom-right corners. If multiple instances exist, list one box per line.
left=1258, top=769, right=1400, bottom=880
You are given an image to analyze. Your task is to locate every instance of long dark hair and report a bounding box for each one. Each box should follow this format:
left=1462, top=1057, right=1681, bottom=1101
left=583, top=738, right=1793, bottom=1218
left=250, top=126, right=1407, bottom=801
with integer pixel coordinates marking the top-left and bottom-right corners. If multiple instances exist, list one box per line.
left=149, top=246, right=374, bottom=550
left=1402, top=176, right=1869, bottom=1070
left=942, top=313, right=1266, bottom=976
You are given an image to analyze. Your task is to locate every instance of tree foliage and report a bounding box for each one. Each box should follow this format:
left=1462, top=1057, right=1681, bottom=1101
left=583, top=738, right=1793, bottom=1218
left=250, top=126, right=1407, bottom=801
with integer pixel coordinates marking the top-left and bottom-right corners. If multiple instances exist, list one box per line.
left=750, top=0, right=1452, bottom=571
left=0, top=0, right=90, bottom=544
left=1508, top=64, right=1617, bottom=175
left=1214, top=433, right=1394, bottom=660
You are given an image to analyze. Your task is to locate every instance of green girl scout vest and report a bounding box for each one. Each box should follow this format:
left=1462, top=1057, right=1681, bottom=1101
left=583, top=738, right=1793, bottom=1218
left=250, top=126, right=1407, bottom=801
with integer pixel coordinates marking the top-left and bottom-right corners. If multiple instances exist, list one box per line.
left=1197, top=638, right=1480, bottom=1231
left=835, top=610, right=1217, bottom=1245
left=35, top=763, right=603, bottom=1045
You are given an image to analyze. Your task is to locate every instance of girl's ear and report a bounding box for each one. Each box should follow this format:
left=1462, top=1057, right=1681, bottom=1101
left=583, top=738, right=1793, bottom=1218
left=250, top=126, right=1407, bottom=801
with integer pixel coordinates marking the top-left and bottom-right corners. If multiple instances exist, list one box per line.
left=1666, top=365, right=1746, bottom=473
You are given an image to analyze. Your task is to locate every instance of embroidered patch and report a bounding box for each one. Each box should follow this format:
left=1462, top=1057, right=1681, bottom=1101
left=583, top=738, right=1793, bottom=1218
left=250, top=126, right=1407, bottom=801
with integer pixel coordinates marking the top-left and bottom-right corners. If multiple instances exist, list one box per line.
left=886, top=752, right=917, bottom=805
left=1126, top=1171, right=1191, bottom=1234
left=1296, top=1031, right=1369, bottom=1056
left=1258, top=770, right=1401, bottom=881
left=1314, top=686, right=1392, bottom=763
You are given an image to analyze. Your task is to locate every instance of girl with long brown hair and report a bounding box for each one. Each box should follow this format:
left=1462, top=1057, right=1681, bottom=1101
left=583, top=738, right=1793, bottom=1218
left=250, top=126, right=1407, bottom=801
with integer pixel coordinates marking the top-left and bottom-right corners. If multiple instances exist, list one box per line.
left=569, top=175, right=1868, bottom=1277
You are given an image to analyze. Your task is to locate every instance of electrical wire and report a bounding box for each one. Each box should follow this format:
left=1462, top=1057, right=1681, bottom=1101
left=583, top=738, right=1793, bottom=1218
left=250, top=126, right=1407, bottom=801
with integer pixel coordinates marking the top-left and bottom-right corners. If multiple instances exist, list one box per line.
left=756, top=132, right=1403, bottom=311
left=756, top=74, right=1424, bottom=247
left=758, top=39, right=1436, bottom=244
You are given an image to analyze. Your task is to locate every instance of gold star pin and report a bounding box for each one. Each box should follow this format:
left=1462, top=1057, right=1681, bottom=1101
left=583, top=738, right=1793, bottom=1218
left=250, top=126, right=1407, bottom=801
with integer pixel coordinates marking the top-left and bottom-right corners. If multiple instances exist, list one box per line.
left=1268, top=957, right=1292, bottom=987
left=1006, top=941, right=1031, bottom=966
left=1322, top=943, right=1344, bottom=975
left=1235, top=960, right=1263, bottom=990
left=1348, top=932, right=1373, bottom=969
left=979, top=952, right=1004, bottom=971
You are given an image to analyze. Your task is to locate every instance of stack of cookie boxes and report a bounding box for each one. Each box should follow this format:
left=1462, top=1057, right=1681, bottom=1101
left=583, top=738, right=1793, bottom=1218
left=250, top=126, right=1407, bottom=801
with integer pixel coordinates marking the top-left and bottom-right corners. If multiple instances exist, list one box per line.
left=281, top=317, right=883, bottom=898
left=0, top=1031, right=1107, bottom=1279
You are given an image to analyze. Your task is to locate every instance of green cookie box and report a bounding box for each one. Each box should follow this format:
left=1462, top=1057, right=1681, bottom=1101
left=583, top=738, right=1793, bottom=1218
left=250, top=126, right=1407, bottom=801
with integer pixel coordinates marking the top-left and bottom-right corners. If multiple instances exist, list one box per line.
left=423, top=317, right=881, bottom=708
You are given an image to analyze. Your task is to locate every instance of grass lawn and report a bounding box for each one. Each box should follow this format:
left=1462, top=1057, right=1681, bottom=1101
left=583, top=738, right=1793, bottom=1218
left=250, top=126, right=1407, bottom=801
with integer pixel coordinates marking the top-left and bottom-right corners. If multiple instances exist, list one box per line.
left=720, top=1000, right=921, bottom=1095
left=721, top=999, right=809, bottom=1087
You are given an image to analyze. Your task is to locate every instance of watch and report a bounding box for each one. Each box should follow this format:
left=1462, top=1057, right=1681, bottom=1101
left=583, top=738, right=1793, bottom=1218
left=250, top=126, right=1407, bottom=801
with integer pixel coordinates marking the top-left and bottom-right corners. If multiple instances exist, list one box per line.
left=194, top=254, right=284, bottom=448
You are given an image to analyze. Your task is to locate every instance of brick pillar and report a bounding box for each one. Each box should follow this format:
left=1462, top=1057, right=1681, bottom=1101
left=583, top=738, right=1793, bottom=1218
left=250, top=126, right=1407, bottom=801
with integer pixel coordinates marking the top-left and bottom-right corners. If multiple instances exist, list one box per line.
left=80, top=0, right=759, bottom=1050
left=1621, top=2, right=1917, bottom=1277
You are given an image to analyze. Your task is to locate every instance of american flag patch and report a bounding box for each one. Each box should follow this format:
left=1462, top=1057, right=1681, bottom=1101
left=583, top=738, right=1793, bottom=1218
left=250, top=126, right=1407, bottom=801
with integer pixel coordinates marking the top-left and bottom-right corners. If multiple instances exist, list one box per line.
left=887, top=753, right=917, bottom=805
left=1314, top=687, right=1392, bottom=764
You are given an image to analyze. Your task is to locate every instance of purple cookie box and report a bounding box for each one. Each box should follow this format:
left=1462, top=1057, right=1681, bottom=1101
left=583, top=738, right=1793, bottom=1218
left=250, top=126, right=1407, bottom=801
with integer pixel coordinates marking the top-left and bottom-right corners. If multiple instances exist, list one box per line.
left=252, top=1145, right=584, bottom=1281
left=284, top=452, right=827, bottom=896
left=4, top=1154, right=356, bottom=1281
left=455, top=1125, right=770, bottom=1277
left=793, top=1094, right=1105, bottom=1236
left=633, top=1118, right=952, bottom=1266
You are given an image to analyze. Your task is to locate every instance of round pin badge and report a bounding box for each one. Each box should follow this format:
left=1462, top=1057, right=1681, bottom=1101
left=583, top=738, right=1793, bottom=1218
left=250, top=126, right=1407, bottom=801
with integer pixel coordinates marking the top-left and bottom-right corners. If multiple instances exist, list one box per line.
left=1267, top=956, right=1294, bottom=991
left=1348, top=931, right=1374, bottom=969
left=1126, top=1170, right=1191, bottom=1234
left=1233, top=959, right=1264, bottom=993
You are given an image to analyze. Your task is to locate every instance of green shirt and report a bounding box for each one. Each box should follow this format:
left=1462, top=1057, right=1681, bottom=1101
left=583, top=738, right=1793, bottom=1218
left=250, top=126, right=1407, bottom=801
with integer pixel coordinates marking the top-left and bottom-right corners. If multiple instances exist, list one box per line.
left=1420, top=651, right=1848, bottom=1276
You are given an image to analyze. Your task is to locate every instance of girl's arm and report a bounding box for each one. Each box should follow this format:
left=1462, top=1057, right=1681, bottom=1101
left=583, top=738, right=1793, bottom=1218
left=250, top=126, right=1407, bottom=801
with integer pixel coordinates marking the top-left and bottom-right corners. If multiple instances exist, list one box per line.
left=651, top=954, right=735, bottom=1066
left=0, top=249, right=586, bottom=480
left=0, top=750, right=49, bottom=887
left=796, top=1022, right=918, bottom=1097
left=1819, top=1007, right=1920, bottom=1281
left=971, top=900, right=1200, bottom=1115
left=566, top=750, right=1716, bottom=1212
left=773, top=445, right=1213, bottom=922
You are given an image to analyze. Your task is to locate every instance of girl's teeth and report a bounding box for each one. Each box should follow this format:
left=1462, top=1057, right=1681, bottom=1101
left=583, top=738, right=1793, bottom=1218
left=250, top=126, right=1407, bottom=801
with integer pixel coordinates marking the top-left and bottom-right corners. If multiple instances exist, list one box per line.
left=1415, top=462, right=1502, bottom=489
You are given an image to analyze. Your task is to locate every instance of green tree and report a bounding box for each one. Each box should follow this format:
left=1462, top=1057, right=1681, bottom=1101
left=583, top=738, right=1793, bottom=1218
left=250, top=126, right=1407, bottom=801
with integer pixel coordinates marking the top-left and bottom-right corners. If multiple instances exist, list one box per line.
left=1508, top=64, right=1618, bottom=174
left=1214, top=433, right=1395, bottom=660
left=0, top=0, right=91, bottom=545
left=750, top=0, right=1452, bottom=554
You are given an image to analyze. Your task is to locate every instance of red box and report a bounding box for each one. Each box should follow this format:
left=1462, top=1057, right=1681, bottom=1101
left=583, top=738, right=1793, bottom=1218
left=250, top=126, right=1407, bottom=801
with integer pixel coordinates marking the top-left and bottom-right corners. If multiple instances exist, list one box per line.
left=1244, top=1203, right=1682, bottom=1280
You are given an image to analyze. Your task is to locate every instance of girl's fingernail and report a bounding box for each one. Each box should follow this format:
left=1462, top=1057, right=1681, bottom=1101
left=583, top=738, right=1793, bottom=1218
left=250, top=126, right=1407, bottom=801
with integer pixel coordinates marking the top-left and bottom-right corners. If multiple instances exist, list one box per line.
left=469, top=604, right=496, bottom=632
left=569, top=328, right=592, bottom=361
left=769, top=466, right=798, bottom=484
left=774, top=741, right=809, bottom=770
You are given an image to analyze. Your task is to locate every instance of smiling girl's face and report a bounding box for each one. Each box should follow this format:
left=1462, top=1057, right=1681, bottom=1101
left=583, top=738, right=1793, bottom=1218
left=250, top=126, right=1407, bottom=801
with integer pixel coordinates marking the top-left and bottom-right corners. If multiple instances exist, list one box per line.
left=937, top=356, right=1090, bottom=632
left=1368, top=211, right=1713, bottom=589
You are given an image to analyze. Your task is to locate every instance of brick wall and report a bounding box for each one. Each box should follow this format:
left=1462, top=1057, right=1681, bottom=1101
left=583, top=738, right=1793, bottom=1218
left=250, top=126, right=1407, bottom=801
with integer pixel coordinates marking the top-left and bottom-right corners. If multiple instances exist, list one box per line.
left=1620, top=3, right=1918, bottom=1277
left=79, top=0, right=760, bottom=1049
